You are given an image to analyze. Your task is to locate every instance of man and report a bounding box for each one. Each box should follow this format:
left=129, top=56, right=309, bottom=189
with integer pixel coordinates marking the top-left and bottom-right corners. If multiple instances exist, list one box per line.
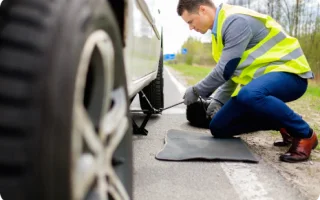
left=178, top=0, right=318, bottom=163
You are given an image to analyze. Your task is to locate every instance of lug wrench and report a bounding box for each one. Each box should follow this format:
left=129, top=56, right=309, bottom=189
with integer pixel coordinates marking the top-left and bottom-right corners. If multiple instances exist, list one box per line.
left=131, top=101, right=184, bottom=113
left=160, top=101, right=184, bottom=111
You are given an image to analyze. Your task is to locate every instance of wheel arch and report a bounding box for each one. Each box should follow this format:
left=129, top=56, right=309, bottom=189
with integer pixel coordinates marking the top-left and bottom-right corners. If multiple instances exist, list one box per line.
left=107, top=0, right=127, bottom=47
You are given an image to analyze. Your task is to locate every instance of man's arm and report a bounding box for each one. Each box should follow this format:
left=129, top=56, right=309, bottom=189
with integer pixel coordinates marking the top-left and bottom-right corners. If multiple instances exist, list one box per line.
left=194, top=15, right=253, bottom=98
left=205, top=80, right=237, bottom=118
left=212, top=79, right=237, bottom=104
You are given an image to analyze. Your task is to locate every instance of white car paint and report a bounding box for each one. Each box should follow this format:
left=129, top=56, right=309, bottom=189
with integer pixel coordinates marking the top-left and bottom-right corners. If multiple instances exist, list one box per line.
left=123, top=0, right=162, bottom=98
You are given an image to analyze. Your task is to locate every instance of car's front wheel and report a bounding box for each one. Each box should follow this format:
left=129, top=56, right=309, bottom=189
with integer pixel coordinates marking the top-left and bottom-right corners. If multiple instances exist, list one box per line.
left=0, top=0, right=132, bottom=199
left=139, top=50, right=164, bottom=113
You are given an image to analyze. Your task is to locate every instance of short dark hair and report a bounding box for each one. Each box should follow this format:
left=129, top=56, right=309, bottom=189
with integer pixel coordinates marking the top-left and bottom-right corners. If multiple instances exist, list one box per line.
left=177, top=0, right=214, bottom=16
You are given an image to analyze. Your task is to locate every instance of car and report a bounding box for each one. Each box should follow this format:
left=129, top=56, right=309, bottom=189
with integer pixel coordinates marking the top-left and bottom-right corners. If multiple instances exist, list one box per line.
left=0, top=0, right=163, bottom=200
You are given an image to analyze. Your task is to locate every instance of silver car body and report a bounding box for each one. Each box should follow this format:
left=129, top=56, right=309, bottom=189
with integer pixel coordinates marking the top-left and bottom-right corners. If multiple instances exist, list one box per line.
left=123, top=0, right=162, bottom=98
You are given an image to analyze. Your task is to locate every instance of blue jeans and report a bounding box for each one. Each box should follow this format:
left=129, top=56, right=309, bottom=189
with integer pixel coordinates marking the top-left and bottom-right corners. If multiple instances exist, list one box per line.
left=209, top=72, right=310, bottom=138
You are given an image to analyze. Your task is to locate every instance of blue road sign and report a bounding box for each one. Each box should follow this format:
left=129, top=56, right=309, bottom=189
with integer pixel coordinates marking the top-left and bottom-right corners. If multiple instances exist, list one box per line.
left=164, top=54, right=176, bottom=61
left=181, top=48, right=188, bottom=55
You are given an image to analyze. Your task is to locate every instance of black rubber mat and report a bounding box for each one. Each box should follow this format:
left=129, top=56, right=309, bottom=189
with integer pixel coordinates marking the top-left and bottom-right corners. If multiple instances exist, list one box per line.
left=156, top=129, right=259, bottom=163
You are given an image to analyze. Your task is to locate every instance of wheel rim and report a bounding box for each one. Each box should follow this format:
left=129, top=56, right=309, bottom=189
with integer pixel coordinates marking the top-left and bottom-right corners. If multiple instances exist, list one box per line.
left=72, top=30, right=130, bottom=200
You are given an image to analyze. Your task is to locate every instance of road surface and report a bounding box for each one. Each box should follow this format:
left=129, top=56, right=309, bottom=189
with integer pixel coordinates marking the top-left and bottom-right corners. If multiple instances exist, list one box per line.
left=131, top=66, right=307, bottom=200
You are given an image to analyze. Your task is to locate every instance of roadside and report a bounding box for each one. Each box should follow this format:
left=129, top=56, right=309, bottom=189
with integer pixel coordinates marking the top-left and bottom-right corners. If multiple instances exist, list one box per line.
left=166, top=63, right=320, bottom=200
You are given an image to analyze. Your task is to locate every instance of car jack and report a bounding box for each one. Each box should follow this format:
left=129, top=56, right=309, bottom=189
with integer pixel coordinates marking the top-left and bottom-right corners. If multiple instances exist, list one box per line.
left=131, top=91, right=183, bottom=135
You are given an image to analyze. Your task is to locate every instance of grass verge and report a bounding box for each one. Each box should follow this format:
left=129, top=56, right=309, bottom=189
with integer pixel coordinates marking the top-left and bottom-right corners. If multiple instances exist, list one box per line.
left=166, top=63, right=211, bottom=85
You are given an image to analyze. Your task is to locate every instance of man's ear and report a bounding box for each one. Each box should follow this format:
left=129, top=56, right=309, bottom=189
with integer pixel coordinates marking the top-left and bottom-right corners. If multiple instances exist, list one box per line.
left=199, top=5, right=206, bottom=14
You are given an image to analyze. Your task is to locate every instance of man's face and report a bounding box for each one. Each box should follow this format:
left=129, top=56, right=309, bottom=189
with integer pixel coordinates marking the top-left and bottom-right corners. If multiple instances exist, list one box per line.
left=181, top=6, right=212, bottom=34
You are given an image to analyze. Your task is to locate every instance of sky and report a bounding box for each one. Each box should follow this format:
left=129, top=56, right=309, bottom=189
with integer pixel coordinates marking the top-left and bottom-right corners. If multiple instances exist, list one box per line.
left=160, top=0, right=226, bottom=54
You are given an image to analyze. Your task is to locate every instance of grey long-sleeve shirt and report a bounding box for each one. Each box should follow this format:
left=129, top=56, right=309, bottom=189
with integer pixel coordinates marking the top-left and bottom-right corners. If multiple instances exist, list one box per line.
left=195, top=14, right=313, bottom=104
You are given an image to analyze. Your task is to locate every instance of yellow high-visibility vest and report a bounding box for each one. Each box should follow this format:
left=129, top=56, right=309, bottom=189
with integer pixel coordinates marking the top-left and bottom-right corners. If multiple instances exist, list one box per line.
left=212, top=4, right=311, bottom=96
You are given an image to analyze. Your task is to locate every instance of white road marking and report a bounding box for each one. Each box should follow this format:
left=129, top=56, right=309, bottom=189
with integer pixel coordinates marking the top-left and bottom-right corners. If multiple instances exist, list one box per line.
left=221, top=163, right=273, bottom=200
left=164, top=66, right=186, bottom=96
left=167, top=66, right=273, bottom=200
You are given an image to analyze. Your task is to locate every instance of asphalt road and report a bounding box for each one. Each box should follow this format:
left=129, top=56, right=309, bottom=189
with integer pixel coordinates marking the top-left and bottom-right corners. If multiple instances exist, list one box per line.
left=130, top=66, right=307, bottom=200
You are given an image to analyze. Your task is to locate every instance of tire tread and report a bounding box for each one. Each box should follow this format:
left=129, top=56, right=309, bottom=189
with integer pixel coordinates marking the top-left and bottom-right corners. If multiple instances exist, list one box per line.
left=0, top=1, right=50, bottom=199
left=140, top=50, right=164, bottom=111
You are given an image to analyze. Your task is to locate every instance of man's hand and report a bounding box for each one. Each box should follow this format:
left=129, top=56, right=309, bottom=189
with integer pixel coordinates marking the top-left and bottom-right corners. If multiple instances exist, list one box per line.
left=183, top=86, right=199, bottom=105
left=206, top=99, right=223, bottom=119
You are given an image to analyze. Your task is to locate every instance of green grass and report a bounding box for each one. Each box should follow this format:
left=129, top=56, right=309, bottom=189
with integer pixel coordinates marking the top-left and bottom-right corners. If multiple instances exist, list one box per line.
left=303, top=82, right=320, bottom=111
left=303, top=95, right=320, bottom=111
left=305, top=82, right=320, bottom=97
left=167, top=63, right=211, bottom=85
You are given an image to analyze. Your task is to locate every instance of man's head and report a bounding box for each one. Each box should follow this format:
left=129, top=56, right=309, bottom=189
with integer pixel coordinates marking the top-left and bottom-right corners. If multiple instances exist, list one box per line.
left=177, top=0, right=216, bottom=34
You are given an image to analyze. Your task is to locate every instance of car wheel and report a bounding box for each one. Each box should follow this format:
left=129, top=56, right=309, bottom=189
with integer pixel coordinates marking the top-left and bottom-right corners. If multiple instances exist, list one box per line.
left=0, top=0, right=132, bottom=200
left=139, top=49, right=164, bottom=113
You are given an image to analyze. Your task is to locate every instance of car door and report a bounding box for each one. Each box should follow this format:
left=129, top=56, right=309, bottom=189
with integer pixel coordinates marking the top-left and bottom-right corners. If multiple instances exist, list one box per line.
left=131, top=0, right=161, bottom=81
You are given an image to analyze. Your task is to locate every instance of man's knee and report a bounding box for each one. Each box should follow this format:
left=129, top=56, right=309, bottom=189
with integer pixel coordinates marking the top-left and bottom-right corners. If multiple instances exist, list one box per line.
left=237, top=87, right=264, bottom=105
left=209, top=118, right=229, bottom=138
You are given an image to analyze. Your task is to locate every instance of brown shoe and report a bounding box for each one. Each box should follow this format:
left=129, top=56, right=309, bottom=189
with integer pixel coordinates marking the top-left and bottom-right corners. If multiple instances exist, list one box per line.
left=280, top=131, right=318, bottom=163
left=274, top=128, right=293, bottom=147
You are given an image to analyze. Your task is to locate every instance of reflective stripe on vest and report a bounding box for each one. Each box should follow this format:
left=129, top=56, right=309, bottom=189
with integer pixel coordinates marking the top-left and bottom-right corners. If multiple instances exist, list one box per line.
left=211, top=4, right=311, bottom=96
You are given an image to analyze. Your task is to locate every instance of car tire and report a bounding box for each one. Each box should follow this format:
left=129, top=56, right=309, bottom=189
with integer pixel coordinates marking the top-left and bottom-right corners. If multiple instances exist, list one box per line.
left=186, top=99, right=211, bottom=129
left=139, top=50, right=164, bottom=113
left=0, top=0, right=132, bottom=200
